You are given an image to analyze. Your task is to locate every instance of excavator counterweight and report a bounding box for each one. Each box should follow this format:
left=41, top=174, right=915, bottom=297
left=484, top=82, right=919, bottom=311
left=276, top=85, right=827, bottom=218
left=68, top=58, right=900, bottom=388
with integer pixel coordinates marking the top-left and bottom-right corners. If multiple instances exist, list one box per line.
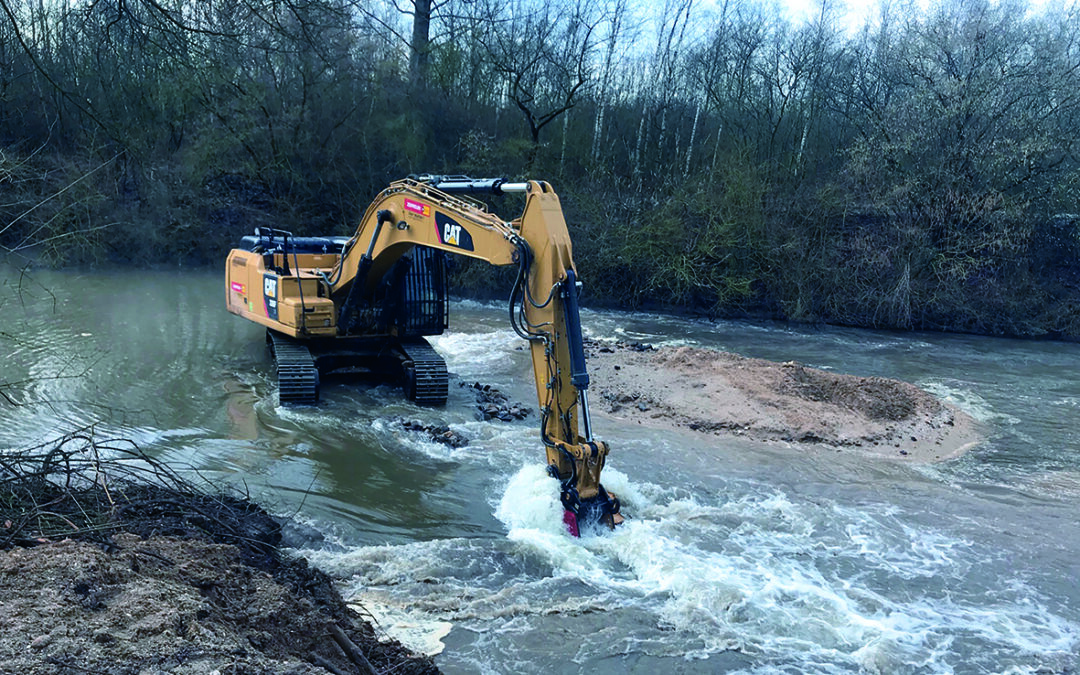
left=225, top=176, right=622, bottom=533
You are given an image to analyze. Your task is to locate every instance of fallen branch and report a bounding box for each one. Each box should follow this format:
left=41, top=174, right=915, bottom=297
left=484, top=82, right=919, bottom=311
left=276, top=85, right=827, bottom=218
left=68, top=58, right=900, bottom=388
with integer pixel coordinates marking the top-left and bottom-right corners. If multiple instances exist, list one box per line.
left=330, top=623, right=379, bottom=675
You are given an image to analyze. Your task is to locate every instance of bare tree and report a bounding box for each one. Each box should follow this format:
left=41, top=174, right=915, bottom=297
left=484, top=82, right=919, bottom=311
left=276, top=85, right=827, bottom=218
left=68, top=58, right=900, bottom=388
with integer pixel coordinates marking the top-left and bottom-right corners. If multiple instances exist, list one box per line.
left=478, top=0, right=600, bottom=167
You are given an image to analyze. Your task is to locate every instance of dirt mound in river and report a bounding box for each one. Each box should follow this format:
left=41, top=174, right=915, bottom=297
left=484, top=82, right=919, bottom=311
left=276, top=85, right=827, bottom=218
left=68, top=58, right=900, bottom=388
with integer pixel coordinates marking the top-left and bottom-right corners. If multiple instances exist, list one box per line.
left=588, top=341, right=981, bottom=461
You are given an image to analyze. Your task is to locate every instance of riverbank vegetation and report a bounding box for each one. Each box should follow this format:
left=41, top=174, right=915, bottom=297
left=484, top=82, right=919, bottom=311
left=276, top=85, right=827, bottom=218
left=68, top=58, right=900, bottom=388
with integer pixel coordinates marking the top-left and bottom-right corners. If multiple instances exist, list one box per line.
left=2, top=0, right=1079, bottom=337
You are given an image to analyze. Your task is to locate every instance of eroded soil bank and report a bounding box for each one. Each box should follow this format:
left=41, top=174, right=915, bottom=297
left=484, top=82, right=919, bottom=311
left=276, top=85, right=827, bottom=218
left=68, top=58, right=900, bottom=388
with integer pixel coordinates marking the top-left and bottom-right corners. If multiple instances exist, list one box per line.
left=586, top=340, right=982, bottom=462
left=0, top=534, right=439, bottom=675
left=0, top=439, right=439, bottom=675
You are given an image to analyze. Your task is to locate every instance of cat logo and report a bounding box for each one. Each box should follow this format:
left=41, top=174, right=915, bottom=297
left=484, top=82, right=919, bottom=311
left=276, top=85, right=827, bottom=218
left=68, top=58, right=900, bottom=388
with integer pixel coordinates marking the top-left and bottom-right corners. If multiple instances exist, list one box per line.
left=435, top=213, right=474, bottom=251
left=263, top=274, right=279, bottom=320
left=443, top=222, right=462, bottom=246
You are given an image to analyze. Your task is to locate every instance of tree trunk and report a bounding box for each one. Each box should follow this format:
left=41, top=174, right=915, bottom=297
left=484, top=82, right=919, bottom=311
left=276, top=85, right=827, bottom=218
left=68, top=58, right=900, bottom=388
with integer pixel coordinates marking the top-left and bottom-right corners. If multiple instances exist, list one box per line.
left=411, top=0, right=432, bottom=85
left=685, top=101, right=700, bottom=176
left=561, top=109, right=570, bottom=172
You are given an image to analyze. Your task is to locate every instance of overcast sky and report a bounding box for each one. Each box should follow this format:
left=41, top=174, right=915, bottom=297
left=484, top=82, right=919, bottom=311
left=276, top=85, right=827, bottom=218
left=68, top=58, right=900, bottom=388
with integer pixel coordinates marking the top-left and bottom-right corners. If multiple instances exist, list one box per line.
left=781, top=0, right=1072, bottom=30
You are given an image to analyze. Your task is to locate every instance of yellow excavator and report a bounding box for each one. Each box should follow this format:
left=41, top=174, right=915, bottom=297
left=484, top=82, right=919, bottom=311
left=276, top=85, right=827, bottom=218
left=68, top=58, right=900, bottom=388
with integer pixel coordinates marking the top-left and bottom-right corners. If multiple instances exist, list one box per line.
left=225, top=175, right=622, bottom=533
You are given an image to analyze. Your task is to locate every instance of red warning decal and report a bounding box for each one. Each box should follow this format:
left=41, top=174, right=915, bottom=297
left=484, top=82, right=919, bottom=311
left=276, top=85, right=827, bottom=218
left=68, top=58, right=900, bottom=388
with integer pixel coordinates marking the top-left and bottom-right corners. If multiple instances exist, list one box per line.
left=231, top=281, right=245, bottom=294
left=404, top=198, right=431, bottom=217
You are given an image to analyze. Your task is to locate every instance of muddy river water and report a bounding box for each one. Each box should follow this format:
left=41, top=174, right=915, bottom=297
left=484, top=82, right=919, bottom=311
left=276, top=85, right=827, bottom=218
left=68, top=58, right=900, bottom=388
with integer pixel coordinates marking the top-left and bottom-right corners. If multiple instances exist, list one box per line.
left=2, top=268, right=1079, bottom=674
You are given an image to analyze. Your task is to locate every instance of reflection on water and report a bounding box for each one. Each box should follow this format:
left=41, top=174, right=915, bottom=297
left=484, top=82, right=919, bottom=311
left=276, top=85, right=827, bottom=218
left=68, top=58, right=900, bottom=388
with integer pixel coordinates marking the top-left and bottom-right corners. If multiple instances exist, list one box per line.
left=2, top=269, right=1080, bottom=673
left=223, top=377, right=260, bottom=441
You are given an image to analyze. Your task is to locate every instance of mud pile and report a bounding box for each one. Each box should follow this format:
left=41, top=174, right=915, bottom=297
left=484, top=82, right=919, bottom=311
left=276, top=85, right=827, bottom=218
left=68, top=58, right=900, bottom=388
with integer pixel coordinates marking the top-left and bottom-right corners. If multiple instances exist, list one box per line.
left=587, top=340, right=981, bottom=461
left=0, top=431, right=438, bottom=674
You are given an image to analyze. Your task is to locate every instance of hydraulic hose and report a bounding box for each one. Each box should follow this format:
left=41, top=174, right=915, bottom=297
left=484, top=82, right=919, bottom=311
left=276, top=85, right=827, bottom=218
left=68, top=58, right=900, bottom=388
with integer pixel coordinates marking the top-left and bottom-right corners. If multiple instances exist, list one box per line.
left=338, top=209, right=394, bottom=334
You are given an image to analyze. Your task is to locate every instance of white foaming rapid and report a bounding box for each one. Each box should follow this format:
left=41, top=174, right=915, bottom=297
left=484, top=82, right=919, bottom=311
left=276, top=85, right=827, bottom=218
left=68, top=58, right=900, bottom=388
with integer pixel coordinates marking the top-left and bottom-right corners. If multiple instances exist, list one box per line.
left=920, top=378, right=1018, bottom=425
left=485, top=465, right=1080, bottom=671
left=428, top=330, right=524, bottom=374
left=299, top=468, right=1080, bottom=673
left=347, top=594, right=453, bottom=656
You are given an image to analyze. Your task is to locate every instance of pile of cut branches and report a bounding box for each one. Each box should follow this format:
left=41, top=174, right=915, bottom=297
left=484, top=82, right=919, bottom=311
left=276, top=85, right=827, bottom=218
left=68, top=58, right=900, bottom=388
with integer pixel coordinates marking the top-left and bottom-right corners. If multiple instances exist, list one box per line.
left=0, top=427, right=278, bottom=559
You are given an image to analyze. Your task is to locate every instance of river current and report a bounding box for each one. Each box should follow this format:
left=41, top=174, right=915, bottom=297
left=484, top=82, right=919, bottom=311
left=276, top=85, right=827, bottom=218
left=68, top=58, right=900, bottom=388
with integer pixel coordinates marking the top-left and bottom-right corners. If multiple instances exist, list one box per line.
left=2, top=268, right=1078, bottom=674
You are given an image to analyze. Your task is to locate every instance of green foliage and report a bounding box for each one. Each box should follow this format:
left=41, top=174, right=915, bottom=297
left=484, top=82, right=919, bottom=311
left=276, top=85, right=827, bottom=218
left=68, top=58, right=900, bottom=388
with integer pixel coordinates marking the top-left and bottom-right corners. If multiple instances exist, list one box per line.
left=620, top=155, right=766, bottom=312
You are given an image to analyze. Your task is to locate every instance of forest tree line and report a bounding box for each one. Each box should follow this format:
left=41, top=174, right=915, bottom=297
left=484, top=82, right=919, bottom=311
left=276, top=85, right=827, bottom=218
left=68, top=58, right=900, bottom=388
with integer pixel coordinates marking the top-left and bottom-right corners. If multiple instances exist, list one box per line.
left=2, top=0, right=1080, bottom=337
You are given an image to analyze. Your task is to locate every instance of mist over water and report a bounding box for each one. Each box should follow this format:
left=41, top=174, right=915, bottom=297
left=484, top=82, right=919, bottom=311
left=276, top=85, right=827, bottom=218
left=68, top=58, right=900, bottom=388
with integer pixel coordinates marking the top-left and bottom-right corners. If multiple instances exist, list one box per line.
left=3, top=270, right=1080, bottom=673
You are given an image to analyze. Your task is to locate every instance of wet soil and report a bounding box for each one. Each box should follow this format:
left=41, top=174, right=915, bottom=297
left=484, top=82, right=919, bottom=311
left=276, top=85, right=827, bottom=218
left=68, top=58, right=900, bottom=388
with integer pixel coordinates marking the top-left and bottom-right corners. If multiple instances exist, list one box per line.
left=0, top=448, right=438, bottom=675
left=587, top=340, right=982, bottom=461
left=0, top=533, right=436, bottom=675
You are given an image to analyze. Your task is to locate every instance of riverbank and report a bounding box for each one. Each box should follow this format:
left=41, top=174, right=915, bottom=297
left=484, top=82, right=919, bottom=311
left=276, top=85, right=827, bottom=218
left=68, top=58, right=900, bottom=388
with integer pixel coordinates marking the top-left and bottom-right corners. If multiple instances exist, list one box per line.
left=0, top=435, right=439, bottom=675
left=585, top=340, right=982, bottom=462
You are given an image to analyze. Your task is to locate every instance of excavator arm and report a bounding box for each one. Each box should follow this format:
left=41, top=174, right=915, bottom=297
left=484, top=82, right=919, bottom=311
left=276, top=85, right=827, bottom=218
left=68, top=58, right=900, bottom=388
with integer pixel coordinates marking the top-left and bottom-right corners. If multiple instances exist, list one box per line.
left=331, top=176, right=622, bottom=532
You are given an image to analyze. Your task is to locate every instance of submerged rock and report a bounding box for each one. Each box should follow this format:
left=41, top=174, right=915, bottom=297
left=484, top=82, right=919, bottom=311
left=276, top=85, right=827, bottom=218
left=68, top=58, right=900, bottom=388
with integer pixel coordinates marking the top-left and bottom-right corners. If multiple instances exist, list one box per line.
left=396, top=418, right=470, bottom=448
left=460, top=382, right=531, bottom=422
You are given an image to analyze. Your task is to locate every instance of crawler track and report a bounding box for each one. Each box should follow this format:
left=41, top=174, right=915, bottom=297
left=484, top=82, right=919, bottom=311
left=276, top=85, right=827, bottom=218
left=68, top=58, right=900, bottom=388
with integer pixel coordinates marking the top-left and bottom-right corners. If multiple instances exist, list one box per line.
left=267, top=332, right=320, bottom=405
left=400, top=339, right=448, bottom=406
